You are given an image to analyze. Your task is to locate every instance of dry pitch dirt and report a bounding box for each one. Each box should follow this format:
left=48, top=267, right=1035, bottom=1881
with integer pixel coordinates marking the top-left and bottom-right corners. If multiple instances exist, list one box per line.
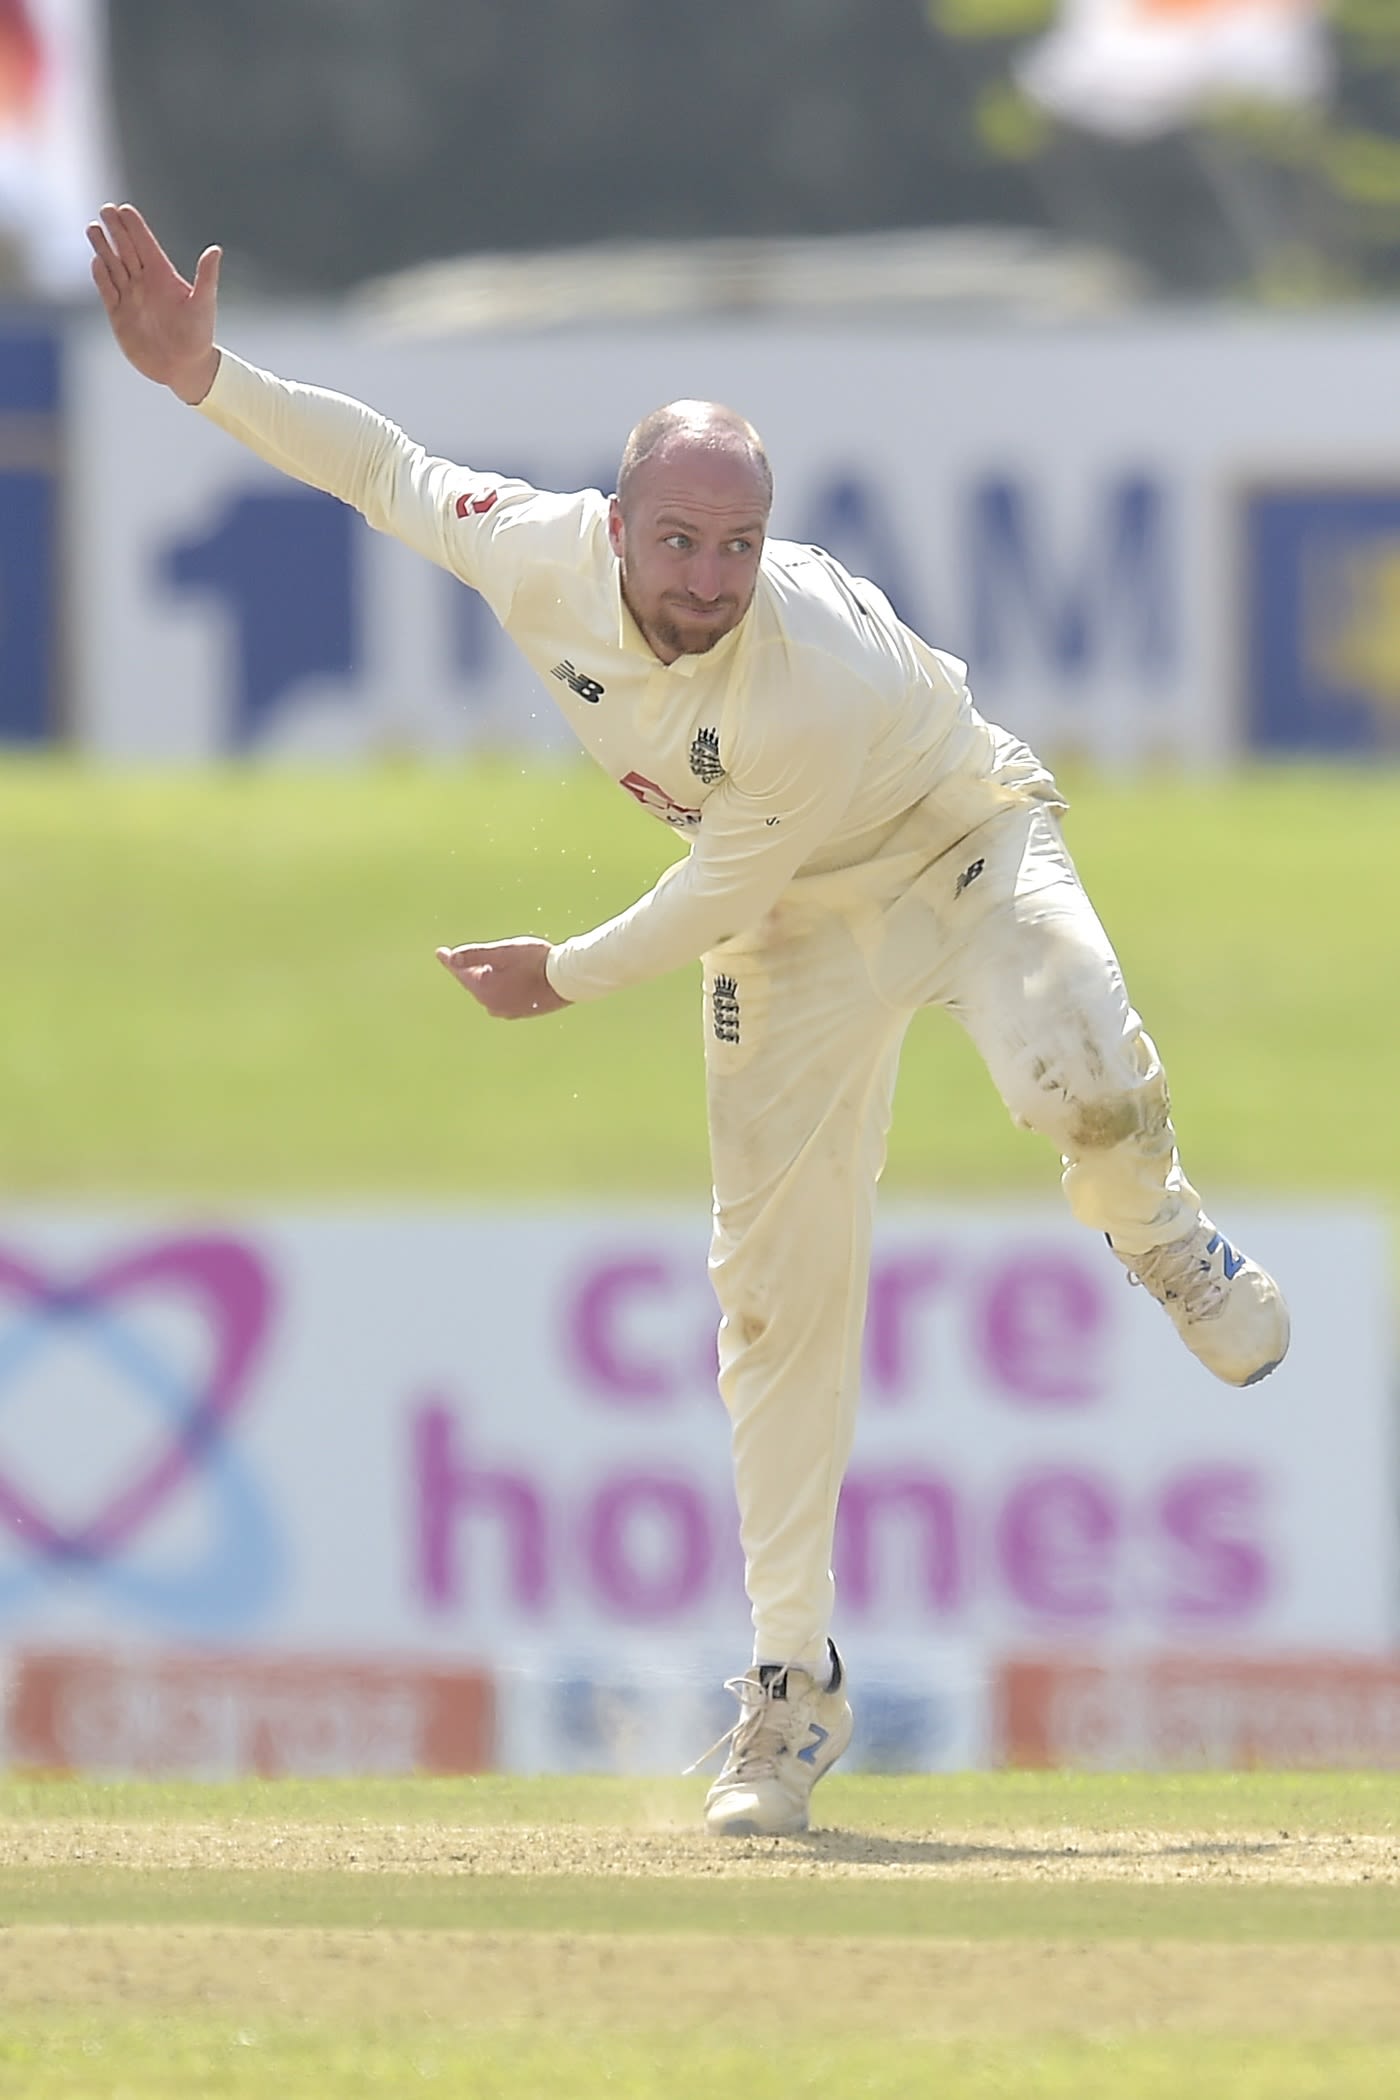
left=4, top=1818, right=1399, bottom=1881
left=4, top=1818, right=1400, bottom=2040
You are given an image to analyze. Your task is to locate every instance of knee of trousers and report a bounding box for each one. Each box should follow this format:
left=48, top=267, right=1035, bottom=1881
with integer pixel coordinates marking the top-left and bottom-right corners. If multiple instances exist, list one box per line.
left=1002, top=1034, right=1172, bottom=1159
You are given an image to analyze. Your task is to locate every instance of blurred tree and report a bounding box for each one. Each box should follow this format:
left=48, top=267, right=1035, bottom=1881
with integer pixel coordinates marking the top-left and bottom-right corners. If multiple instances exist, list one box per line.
left=1317, top=0, right=1400, bottom=292
left=929, top=0, right=1400, bottom=303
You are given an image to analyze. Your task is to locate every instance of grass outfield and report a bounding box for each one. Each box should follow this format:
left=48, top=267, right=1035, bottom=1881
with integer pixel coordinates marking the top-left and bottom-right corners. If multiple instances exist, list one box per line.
left=1, top=756, right=1397, bottom=1210
left=2, top=1773, right=1398, bottom=2098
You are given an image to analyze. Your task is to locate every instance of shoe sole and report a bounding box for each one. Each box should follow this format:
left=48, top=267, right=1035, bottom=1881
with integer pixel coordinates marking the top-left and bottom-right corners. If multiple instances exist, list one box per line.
left=707, top=1814, right=809, bottom=1839
left=1240, top=1356, right=1286, bottom=1387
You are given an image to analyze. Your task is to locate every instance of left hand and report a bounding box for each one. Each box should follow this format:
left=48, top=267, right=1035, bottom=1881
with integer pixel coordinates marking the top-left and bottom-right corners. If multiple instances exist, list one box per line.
left=435, top=937, right=571, bottom=1019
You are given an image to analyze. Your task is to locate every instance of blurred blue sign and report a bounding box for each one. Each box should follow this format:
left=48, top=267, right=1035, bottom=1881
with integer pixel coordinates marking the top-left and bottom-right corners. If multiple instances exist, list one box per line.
left=0, top=323, right=60, bottom=745
left=151, top=464, right=1180, bottom=757
left=163, top=489, right=359, bottom=751
left=1245, top=487, right=1400, bottom=755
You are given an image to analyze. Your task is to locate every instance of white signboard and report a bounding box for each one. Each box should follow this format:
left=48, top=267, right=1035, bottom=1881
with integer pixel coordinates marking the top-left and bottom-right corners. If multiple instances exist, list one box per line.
left=67, top=314, right=1400, bottom=770
left=0, top=0, right=119, bottom=295
left=0, top=1207, right=1390, bottom=1685
left=1019, top=0, right=1330, bottom=142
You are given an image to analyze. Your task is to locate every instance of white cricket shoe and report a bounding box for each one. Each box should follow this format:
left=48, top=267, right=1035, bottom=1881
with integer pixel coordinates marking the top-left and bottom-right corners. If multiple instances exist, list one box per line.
left=700, top=1643, right=854, bottom=1838
left=1110, top=1214, right=1290, bottom=1387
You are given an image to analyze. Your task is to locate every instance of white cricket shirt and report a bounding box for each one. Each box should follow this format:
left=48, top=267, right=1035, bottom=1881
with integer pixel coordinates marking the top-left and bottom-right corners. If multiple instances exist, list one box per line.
left=198, top=352, right=1060, bottom=1002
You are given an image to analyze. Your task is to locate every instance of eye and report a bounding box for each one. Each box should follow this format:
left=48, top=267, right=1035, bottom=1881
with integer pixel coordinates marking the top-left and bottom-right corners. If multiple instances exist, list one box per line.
left=727, top=539, right=754, bottom=555
left=664, top=533, right=692, bottom=551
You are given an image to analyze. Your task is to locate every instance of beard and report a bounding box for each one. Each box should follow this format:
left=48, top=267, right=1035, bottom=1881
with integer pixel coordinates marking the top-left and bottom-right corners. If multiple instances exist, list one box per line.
left=621, top=570, right=741, bottom=659
left=652, top=608, right=735, bottom=656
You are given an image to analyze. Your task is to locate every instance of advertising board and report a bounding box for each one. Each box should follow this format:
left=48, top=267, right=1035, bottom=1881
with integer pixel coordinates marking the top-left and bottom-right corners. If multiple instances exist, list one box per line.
left=67, top=313, right=1400, bottom=768
left=997, top=1653, right=1400, bottom=1770
left=59, top=318, right=1208, bottom=767
left=0, top=1209, right=1388, bottom=1699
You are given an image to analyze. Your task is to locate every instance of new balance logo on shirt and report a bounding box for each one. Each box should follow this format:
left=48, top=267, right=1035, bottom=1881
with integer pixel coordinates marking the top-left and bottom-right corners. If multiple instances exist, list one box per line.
left=552, top=660, right=606, bottom=704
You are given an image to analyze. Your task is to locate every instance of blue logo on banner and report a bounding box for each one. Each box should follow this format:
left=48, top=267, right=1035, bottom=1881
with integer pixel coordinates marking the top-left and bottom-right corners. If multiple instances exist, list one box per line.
left=1245, top=488, right=1400, bottom=754
left=159, top=457, right=619, bottom=754
left=157, top=464, right=1180, bottom=753
left=969, top=474, right=1176, bottom=685
left=804, top=471, right=1178, bottom=691
left=164, top=489, right=359, bottom=751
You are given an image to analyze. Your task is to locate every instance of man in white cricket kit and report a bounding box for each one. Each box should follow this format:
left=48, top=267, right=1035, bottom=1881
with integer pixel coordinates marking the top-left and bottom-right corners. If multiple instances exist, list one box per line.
left=90, top=203, right=1290, bottom=1839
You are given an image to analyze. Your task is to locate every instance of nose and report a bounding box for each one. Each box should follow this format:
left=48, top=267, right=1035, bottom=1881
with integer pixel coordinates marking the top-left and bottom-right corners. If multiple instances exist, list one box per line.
left=685, top=552, right=724, bottom=602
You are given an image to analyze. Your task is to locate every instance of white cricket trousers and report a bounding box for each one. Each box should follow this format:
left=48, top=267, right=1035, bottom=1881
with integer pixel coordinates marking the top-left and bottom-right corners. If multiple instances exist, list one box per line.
left=702, top=798, right=1201, bottom=1673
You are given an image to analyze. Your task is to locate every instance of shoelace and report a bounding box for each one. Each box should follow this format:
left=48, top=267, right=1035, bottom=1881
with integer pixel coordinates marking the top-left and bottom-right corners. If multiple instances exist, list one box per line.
left=1125, top=1232, right=1228, bottom=1321
left=682, top=1666, right=793, bottom=1779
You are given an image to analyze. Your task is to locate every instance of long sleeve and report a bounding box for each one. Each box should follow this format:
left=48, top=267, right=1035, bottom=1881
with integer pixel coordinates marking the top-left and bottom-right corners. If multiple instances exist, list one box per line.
left=195, top=349, right=583, bottom=620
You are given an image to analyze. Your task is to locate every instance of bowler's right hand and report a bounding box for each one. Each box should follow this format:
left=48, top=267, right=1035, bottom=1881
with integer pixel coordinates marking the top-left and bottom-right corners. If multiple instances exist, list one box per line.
left=86, top=203, right=222, bottom=405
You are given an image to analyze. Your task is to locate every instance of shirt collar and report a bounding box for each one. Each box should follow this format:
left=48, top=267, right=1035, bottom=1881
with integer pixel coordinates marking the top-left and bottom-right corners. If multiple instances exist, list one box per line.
left=613, top=562, right=653, bottom=658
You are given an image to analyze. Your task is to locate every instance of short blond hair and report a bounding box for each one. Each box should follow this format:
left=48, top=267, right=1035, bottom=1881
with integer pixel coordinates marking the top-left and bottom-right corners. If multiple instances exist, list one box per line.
left=617, top=400, right=773, bottom=514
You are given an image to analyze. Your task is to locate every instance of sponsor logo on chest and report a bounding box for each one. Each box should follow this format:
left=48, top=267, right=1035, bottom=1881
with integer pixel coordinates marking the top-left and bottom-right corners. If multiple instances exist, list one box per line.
left=552, top=660, right=607, bottom=705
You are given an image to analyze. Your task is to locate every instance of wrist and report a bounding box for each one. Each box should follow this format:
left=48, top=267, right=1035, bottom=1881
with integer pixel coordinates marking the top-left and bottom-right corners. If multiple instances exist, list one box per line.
left=170, top=347, right=221, bottom=407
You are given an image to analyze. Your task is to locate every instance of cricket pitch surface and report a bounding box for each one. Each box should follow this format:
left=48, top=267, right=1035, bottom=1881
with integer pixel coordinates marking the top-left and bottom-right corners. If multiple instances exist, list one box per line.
left=2, top=1772, right=1398, bottom=2098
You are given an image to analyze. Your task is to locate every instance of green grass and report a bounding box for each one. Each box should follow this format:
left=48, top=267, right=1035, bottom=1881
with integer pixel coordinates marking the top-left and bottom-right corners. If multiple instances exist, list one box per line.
left=1, top=756, right=1397, bottom=1204
left=3, top=1768, right=1398, bottom=1832
left=3, top=2029, right=1397, bottom=2100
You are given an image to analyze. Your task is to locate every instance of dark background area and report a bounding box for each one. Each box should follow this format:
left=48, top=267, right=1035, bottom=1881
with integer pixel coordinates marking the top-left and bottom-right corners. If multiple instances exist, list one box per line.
left=106, top=0, right=1400, bottom=301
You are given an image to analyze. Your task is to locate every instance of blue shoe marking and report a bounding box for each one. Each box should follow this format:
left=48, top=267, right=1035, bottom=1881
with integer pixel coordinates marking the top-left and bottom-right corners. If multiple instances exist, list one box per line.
left=1206, top=1232, right=1246, bottom=1281
left=797, top=1723, right=830, bottom=1767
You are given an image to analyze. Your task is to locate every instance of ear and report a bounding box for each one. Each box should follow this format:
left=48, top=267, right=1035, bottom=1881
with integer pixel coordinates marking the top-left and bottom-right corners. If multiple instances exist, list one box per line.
left=607, top=494, right=625, bottom=560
